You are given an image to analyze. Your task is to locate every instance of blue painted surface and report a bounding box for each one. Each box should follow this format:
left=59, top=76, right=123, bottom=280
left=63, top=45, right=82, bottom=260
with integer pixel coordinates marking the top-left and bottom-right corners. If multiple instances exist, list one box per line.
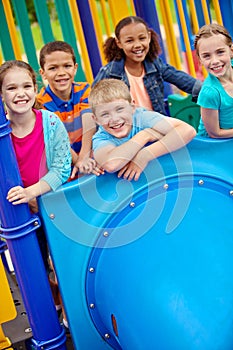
left=39, top=136, right=233, bottom=349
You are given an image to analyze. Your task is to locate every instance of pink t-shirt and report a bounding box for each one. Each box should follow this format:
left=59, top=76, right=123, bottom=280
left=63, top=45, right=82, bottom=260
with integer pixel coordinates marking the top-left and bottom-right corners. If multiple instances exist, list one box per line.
left=125, top=66, right=153, bottom=111
left=11, top=110, right=48, bottom=187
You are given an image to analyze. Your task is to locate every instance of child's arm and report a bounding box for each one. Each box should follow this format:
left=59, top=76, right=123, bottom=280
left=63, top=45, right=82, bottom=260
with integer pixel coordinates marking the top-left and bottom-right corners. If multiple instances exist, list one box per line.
left=71, top=112, right=104, bottom=177
left=94, top=128, right=162, bottom=173
left=7, top=180, right=51, bottom=205
left=201, top=108, right=233, bottom=138
left=118, top=117, right=196, bottom=181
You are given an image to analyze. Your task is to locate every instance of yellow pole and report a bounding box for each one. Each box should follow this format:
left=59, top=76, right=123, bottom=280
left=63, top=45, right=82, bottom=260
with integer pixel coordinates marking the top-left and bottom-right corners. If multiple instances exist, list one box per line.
left=89, top=0, right=106, bottom=65
left=129, top=0, right=136, bottom=15
left=188, top=0, right=207, bottom=79
left=175, top=0, right=196, bottom=77
left=189, top=0, right=199, bottom=34
left=2, top=0, right=22, bottom=60
left=201, top=0, right=210, bottom=24
left=212, top=0, right=223, bottom=25
left=100, top=0, right=112, bottom=37
left=158, top=0, right=182, bottom=69
left=108, top=0, right=131, bottom=27
left=68, top=0, right=93, bottom=83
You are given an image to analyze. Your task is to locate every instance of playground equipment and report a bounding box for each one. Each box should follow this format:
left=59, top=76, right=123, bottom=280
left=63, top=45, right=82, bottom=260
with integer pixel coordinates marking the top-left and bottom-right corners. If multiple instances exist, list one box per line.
left=1, top=1, right=233, bottom=349
left=0, top=245, right=16, bottom=350
left=1, top=0, right=233, bottom=85
left=1, top=89, right=233, bottom=349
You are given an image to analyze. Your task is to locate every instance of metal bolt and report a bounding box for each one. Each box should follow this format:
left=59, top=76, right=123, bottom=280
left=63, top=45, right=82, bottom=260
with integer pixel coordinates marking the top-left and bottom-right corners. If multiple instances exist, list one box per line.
left=24, top=327, right=32, bottom=333
left=49, top=213, right=55, bottom=220
left=230, top=190, right=233, bottom=196
left=130, top=202, right=135, bottom=207
left=198, top=179, right=204, bottom=185
left=103, top=231, right=109, bottom=237
left=163, top=183, right=169, bottom=190
left=89, top=303, right=95, bottom=309
left=34, top=221, right=39, bottom=227
left=104, top=333, right=110, bottom=339
left=89, top=267, right=95, bottom=273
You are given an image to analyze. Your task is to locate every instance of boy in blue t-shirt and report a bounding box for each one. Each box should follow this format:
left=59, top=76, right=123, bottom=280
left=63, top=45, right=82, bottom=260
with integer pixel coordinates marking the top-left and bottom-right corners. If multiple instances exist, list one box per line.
left=89, top=79, right=196, bottom=181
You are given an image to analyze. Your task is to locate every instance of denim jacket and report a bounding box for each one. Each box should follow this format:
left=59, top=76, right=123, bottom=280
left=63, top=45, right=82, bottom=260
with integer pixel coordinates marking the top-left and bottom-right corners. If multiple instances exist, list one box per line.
left=92, top=57, right=202, bottom=115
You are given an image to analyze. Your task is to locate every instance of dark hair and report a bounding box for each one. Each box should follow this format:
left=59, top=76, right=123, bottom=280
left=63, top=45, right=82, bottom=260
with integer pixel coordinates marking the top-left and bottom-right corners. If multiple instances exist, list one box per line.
left=103, top=16, right=161, bottom=62
left=194, top=23, right=232, bottom=56
left=39, top=41, right=76, bottom=68
left=0, top=60, right=42, bottom=109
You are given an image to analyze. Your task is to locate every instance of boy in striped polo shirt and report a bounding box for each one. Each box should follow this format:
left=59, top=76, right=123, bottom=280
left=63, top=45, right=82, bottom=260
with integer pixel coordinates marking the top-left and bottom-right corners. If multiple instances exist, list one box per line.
left=38, top=41, right=103, bottom=177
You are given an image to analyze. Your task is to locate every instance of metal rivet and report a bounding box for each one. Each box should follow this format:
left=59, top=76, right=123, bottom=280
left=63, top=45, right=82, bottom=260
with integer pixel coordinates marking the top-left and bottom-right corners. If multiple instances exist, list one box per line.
left=49, top=213, right=55, bottom=219
left=104, top=333, right=110, bottom=339
left=24, top=327, right=32, bottom=333
left=130, top=202, right=135, bottom=207
left=230, top=190, right=233, bottom=196
left=89, top=303, right=95, bottom=309
left=89, top=267, right=95, bottom=273
left=198, top=179, right=204, bottom=185
left=103, top=231, right=109, bottom=237
left=34, top=221, right=39, bottom=227
left=163, top=183, right=169, bottom=190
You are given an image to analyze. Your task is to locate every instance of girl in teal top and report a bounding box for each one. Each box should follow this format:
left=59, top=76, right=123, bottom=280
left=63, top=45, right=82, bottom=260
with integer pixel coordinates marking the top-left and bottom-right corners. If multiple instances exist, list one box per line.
left=194, top=23, right=233, bottom=138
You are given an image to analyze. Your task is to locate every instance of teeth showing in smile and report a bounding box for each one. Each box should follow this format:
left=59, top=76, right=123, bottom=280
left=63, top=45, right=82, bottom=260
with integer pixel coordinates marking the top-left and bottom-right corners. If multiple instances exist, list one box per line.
left=134, top=50, right=143, bottom=54
left=212, top=66, right=223, bottom=72
left=111, top=123, right=124, bottom=129
left=16, top=100, right=27, bottom=104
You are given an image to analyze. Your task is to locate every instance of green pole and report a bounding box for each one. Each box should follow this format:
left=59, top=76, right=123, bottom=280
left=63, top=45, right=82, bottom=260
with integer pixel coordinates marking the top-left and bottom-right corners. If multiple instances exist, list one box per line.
left=33, top=0, right=54, bottom=43
left=0, top=2, right=15, bottom=60
left=54, top=0, right=86, bottom=81
left=11, top=0, right=43, bottom=87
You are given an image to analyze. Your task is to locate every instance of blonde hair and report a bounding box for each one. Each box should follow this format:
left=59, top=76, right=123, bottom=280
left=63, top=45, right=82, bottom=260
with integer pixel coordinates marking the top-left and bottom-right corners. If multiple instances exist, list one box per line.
left=194, top=23, right=232, bottom=57
left=89, top=79, right=132, bottom=113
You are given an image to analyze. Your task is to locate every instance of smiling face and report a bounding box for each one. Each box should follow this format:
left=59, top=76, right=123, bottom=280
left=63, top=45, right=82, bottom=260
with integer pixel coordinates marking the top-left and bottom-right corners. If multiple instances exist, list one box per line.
left=1, top=67, right=37, bottom=118
left=198, top=34, right=233, bottom=78
left=116, top=22, right=151, bottom=65
left=40, top=51, right=78, bottom=100
left=93, top=99, right=134, bottom=138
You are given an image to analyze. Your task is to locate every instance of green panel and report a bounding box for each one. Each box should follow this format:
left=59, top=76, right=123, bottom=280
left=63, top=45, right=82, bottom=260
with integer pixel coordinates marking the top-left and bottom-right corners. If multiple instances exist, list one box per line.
left=11, top=0, right=43, bottom=87
left=33, top=0, right=54, bottom=43
left=54, top=0, right=86, bottom=81
left=0, top=2, right=15, bottom=60
left=168, top=94, right=201, bottom=131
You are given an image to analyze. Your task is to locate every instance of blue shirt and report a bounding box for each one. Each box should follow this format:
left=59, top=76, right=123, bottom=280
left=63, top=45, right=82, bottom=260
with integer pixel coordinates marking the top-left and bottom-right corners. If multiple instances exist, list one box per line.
left=93, top=107, right=164, bottom=151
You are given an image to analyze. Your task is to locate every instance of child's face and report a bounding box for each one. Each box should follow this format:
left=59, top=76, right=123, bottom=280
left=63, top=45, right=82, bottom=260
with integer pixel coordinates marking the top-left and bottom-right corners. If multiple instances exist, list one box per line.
left=40, top=51, right=77, bottom=100
left=93, top=99, right=134, bottom=138
left=116, top=22, right=151, bottom=65
left=1, top=68, right=37, bottom=117
left=198, top=34, right=233, bottom=78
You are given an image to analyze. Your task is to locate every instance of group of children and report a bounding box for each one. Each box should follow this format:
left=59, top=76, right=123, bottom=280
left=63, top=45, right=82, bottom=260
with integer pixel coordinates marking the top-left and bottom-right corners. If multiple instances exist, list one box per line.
left=1, top=15, right=232, bottom=333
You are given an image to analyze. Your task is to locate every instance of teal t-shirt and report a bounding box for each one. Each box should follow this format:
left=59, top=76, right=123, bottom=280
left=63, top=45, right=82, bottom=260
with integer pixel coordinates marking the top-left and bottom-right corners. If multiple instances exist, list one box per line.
left=197, top=68, right=233, bottom=137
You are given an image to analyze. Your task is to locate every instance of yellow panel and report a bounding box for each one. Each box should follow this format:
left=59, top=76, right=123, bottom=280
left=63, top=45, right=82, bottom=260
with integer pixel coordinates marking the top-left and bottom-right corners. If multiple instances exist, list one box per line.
left=0, top=325, right=13, bottom=350
left=108, top=0, right=131, bottom=27
left=0, top=258, right=16, bottom=324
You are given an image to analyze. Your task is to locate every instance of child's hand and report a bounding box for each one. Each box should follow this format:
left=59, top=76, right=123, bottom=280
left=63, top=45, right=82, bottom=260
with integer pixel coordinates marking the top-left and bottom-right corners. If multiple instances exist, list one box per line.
left=117, top=148, right=151, bottom=181
left=7, top=186, right=31, bottom=205
left=71, top=157, right=104, bottom=178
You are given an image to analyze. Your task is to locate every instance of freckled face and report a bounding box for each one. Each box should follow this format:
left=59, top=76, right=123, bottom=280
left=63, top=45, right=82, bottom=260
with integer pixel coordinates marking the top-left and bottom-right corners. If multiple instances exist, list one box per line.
left=93, top=100, right=134, bottom=138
